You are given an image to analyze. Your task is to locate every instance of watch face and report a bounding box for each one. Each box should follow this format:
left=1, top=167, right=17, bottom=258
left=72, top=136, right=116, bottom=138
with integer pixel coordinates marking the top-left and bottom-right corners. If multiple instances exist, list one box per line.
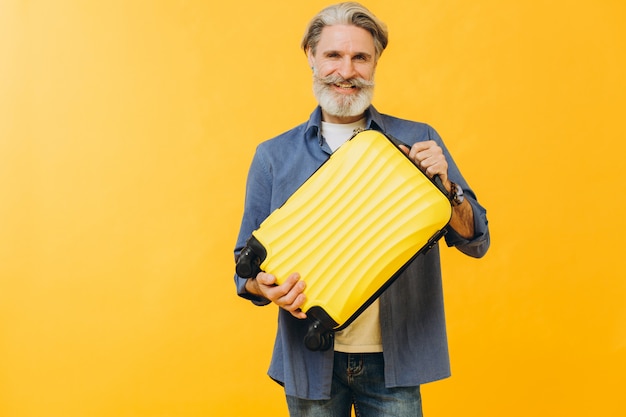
left=451, top=182, right=464, bottom=206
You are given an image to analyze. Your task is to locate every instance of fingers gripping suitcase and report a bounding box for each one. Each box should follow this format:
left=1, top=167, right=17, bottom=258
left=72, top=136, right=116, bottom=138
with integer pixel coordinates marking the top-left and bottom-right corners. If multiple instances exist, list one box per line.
left=236, top=129, right=452, bottom=351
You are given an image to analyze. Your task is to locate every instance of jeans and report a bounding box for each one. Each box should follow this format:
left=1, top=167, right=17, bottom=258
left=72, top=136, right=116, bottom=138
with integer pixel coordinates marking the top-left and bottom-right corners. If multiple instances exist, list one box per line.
left=286, top=352, right=423, bottom=417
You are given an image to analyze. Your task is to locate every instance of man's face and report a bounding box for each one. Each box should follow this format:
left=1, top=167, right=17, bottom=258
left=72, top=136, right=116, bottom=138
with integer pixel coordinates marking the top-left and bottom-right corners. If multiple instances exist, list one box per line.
left=308, top=24, right=377, bottom=123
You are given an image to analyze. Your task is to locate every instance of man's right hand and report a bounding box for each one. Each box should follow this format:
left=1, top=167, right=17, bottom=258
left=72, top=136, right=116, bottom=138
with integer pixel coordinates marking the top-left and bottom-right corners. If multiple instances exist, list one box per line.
left=246, top=272, right=307, bottom=319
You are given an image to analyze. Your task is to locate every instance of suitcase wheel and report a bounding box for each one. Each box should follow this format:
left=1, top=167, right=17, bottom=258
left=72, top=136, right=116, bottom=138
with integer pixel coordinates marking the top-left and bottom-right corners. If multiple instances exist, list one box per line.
left=304, top=319, right=333, bottom=351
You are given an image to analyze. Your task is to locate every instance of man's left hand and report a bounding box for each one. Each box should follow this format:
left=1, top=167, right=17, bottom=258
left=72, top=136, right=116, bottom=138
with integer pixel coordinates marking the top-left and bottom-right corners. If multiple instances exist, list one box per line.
left=400, top=141, right=451, bottom=192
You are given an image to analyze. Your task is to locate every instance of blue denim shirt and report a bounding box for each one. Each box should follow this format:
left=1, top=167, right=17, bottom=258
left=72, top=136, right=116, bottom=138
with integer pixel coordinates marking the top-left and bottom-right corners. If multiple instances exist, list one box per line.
left=234, top=106, right=490, bottom=400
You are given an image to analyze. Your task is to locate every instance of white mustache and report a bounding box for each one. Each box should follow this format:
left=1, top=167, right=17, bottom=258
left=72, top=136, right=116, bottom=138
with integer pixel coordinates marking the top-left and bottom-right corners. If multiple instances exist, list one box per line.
left=316, top=74, right=375, bottom=89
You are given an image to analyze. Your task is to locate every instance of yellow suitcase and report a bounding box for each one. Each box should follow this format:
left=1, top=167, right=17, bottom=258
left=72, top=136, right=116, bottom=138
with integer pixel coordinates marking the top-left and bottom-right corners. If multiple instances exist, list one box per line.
left=236, top=129, right=452, bottom=350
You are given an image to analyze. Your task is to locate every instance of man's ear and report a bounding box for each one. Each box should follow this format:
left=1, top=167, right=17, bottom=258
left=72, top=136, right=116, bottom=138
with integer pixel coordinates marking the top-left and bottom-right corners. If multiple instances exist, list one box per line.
left=306, top=49, right=315, bottom=70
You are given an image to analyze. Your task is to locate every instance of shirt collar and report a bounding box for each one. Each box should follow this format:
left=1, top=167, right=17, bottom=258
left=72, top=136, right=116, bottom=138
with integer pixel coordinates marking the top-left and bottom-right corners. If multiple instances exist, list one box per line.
left=304, top=105, right=387, bottom=145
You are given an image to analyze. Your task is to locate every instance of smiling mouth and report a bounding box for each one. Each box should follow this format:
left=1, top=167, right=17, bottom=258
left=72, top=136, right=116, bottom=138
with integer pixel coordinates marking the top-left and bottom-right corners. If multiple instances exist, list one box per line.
left=333, top=82, right=357, bottom=90
left=317, top=74, right=374, bottom=93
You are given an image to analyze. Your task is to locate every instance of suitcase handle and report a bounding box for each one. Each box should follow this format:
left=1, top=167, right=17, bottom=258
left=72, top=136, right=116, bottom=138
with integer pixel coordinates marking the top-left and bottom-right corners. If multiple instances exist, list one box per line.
left=385, top=133, right=449, bottom=199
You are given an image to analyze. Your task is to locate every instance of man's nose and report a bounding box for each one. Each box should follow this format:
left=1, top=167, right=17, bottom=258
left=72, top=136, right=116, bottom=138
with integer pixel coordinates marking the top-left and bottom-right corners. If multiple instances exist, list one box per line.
left=337, top=57, right=357, bottom=79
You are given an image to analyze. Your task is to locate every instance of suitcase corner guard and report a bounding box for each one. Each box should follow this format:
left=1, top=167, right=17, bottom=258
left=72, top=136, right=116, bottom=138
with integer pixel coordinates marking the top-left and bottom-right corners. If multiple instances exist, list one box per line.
left=236, top=235, right=267, bottom=278
left=304, top=306, right=339, bottom=351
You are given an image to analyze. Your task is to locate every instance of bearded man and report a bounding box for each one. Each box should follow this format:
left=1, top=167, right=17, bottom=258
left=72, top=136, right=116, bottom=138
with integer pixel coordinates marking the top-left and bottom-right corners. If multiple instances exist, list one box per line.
left=233, top=3, right=490, bottom=416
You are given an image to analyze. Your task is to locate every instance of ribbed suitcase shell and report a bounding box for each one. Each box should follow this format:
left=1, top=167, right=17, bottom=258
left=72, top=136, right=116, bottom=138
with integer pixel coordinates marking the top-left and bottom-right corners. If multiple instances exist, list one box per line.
left=247, top=129, right=452, bottom=332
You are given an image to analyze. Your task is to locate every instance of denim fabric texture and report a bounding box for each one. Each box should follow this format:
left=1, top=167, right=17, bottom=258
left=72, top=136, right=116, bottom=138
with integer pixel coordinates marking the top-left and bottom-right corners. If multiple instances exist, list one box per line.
left=286, top=352, right=423, bottom=417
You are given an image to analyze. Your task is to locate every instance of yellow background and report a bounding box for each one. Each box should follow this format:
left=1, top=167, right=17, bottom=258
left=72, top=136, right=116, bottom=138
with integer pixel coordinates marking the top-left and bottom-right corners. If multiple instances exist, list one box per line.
left=1, top=0, right=625, bottom=416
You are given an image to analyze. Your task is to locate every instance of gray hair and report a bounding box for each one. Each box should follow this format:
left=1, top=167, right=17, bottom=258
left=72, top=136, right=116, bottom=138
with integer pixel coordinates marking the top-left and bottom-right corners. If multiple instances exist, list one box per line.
left=301, top=2, right=389, bottom=59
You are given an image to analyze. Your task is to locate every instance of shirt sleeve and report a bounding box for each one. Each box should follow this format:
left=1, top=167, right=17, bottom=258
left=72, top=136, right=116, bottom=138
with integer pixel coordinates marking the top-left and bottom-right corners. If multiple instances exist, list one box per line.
left=443, top=192, right=490, bottom=258
left=233, top=146, right=273, bottom=306
left=427, top=126, right=490, bottom=258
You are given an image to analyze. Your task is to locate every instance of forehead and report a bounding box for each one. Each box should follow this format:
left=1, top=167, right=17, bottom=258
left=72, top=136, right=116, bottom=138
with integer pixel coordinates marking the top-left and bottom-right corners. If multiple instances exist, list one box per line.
left=316, top=24, right=376, bottom=55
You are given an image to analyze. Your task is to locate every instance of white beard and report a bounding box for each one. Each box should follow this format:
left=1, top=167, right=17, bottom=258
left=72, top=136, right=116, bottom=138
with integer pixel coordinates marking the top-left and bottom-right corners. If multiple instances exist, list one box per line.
left=312, top=73, right=375, bottom=119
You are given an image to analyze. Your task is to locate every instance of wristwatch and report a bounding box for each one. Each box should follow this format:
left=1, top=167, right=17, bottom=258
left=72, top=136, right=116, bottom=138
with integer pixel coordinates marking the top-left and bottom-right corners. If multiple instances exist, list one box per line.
left=449, top=182, right=465, bottom=207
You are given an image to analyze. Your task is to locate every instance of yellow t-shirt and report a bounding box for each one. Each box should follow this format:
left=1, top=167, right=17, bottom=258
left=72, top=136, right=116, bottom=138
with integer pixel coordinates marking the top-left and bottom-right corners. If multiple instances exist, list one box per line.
left=333, top=300, right=383, bottom=353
